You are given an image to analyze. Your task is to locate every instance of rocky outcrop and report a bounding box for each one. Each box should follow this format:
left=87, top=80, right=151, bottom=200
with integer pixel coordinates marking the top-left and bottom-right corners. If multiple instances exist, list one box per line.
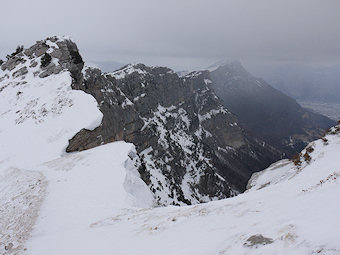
left=1, top=36, right=83, bottom=83
left=66, top=61, right=281, bottom=205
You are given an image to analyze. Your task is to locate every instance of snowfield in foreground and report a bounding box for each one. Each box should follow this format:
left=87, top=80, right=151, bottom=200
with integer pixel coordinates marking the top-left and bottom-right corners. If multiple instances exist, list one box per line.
left=24, top=142, right=154, bottom=255
left=26, top=127, right=339, bottom=255
left=10, top=127, right=340, bottom=255
left=2, top=123, right=340, bottom=255
left=0, top=41, right=152, bottom=255
left=0, top=67, right=102, bottom=169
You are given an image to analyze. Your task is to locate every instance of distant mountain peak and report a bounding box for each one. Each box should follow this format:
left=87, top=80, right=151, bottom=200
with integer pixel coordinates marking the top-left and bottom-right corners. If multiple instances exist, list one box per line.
left=109, top=63, right=174, bottom=80
left=207, top=59, right=242, bottom=70
left=209, top=61, right=335, bottom=156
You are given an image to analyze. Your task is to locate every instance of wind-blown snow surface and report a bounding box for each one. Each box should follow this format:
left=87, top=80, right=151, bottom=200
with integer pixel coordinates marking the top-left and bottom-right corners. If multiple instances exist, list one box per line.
left=28, top=128, right=340, bottom=255
left=25, top=142, right=154, bottom=254
left=17, top=128, right=340, bottom=254
left=0, top=48, right=153, bottom=255
left=39, top=127, right=338, bottom=255
left=0, top=66, right=102, bottom=169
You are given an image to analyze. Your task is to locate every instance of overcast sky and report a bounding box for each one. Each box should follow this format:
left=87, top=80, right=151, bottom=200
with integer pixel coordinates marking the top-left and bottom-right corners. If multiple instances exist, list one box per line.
left=1, top=0, right=340, bottom=70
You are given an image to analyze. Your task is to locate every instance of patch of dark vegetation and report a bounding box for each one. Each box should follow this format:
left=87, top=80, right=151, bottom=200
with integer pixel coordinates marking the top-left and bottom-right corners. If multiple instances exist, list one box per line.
left=291, top=145, right=313, bottom=165
left=40, top=53, right=52, bottom=67
left=138, top=156, right=151, bottom=185
left=306, top=145, right=314, bottom=154
left=177, top=192, right=192, bottom=205
left=70, top=50, right=83, bottom=65
left=330, top=125, right=340, bottom=135
left=323, top=123, right=340, bottom=136
left=321, top=137, right=328, bottom=145
left=291, top=153, right=302, bottom=166
left=6, top=45, right=24, bottom=59
left=303, top=151, right=311, bottom=163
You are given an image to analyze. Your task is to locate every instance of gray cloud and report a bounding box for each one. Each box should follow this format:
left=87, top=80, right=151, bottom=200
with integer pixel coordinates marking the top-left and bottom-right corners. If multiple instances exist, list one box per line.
left=1, top=0, right=339, bottom=70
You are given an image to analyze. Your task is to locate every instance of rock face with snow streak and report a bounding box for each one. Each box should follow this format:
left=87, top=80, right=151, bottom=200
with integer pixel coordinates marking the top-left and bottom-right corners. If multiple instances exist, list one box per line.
left=2, top=36, right=328, bottom=206
left=66, top=62, right=281, bottom=205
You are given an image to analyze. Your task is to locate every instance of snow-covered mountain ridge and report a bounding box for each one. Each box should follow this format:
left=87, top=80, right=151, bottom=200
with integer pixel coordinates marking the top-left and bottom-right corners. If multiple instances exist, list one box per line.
left=0, top=36, right=153, bottom=255
left=0, top=36, right=102, bottom=169
left=2, top=36, right=329, bottom=207
left=1, top=37, right=339, bottom=254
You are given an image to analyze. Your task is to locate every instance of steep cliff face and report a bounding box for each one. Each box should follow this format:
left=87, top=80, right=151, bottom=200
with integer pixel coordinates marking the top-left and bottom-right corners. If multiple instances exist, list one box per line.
left=66, top=60, right=281, bottom=205
left=210, top=61, right=335, bottom=157
left=5, top=36, right=323, bottom=206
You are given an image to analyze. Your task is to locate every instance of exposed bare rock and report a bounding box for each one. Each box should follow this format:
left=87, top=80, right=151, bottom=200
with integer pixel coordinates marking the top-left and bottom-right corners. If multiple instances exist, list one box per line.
left=66, top=62, right=281, bottom=205
left=244, top=234, right=274, bottom=248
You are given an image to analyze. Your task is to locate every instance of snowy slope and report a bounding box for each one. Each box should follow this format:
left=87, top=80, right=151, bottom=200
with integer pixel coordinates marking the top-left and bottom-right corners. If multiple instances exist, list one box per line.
left=24, top=142, right=153, bottom=255
left=0, top=37, right=153, bottom=255
left=93, top=124, right=339, bottom=254
left=0, top=41, right=102, bottom=169
left=23, top=126, right=340, bottom=254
